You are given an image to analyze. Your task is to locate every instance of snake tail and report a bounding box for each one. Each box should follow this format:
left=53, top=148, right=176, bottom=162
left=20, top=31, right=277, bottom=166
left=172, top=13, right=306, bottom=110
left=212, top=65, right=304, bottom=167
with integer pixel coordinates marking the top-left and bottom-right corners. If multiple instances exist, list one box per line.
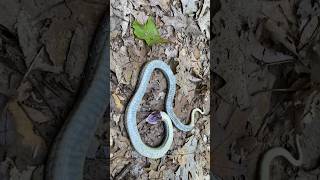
left=260, top=135, right=303, bottom=180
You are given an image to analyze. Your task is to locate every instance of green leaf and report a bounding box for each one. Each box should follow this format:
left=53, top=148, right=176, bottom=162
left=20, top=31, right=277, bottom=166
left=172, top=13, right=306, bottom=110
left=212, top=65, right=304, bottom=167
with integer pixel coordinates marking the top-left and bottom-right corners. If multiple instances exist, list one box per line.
left=132, top=16, right=169, bottom=46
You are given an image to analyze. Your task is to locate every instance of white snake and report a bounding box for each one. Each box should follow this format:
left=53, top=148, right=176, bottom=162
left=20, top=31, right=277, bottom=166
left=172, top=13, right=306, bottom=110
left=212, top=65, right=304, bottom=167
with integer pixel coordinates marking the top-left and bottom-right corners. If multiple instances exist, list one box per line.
left=125, top=60, right=204, bottom=159
left=260, top=135, right=303, bottom=180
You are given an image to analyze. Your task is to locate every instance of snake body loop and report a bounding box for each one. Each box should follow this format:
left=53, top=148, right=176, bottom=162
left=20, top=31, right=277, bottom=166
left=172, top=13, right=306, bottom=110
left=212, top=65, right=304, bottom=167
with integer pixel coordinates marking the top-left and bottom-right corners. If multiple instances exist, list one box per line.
left=260, top=135, right=303, bottom=180
left=45, top=13, right=108, bottom=180
left=125, top=60, right=204, bottom=159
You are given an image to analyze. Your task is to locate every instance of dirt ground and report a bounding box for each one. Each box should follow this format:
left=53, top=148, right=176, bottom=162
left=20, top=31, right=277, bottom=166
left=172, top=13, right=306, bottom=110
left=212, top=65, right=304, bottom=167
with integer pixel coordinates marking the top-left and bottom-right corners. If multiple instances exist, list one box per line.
left=110, top=0, right=210, bottom=179
left=0, top=0, right=108, bottom=179
left=212, top=0, right=320, bottom=179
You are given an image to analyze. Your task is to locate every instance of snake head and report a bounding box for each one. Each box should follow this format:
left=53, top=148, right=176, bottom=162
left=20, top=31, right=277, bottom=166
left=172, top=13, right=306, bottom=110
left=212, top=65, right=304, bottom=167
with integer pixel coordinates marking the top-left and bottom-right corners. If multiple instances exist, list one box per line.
left=146, top=111, right=162, bottom=125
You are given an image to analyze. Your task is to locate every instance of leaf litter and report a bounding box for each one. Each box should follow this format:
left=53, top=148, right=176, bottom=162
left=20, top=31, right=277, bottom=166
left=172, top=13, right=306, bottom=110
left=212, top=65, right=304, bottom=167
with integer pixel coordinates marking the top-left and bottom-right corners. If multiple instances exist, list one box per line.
left=0, top=1, right=108, bottom=179
left=212, top=0, right=320, bottom=179
left=111, top=0, right=210, bottom=179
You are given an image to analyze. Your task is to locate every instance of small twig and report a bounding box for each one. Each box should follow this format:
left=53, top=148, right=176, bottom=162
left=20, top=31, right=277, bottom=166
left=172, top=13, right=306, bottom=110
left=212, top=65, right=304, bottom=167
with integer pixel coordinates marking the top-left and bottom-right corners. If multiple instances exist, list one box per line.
left=21, top=46, right=44, bottom=82
left=211, top=164, right=246, bottom=170
left=298, top=16, right=320, bottom=52
left=250, top=55, right=295, bottom=68
left=27, top=78, right=59, bottom=123
left=250, top=88, right=299, bottom=96
left=254, top=102, right=282, bottom=138
left=114, top=163, right=131, bottom=180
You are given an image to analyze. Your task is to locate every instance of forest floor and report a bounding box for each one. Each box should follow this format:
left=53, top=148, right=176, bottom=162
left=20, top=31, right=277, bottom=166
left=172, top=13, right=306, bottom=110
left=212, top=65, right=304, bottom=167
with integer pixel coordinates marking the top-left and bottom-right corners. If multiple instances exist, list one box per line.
left=0, top=0, right=210, bottom=180
left=0, top=0, right=108, bottom=179
left=212, top=0, right=320, bottom=179
left=110, top=0, right=210, bottom=179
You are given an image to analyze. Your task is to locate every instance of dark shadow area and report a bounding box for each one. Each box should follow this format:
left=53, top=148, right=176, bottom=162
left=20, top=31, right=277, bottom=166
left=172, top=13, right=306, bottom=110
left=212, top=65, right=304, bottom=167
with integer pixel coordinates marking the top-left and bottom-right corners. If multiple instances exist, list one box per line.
left=211, top=0, right=320, bottom=179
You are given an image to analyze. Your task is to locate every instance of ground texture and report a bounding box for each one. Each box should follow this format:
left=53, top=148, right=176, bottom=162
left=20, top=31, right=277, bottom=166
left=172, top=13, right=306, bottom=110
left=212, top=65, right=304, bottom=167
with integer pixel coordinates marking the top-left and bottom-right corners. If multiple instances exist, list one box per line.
left=110, top=0, right=210, bottom=179
left=212, top=0, right=320, bottom=179
left=0, top=0, right=108, bottom=179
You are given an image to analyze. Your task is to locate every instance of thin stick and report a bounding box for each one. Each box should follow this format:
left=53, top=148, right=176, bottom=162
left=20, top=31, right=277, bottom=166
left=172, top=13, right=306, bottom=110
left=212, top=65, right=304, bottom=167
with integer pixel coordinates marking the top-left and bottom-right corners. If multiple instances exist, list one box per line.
left=114, top=163, right=131, bottom=180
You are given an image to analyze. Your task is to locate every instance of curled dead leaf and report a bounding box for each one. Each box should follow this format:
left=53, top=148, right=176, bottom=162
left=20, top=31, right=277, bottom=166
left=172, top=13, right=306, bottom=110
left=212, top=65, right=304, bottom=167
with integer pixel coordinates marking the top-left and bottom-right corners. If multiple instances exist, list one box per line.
left=112, top=93, right=124, bottom=110
left=7, top=100, right=47, bottom=165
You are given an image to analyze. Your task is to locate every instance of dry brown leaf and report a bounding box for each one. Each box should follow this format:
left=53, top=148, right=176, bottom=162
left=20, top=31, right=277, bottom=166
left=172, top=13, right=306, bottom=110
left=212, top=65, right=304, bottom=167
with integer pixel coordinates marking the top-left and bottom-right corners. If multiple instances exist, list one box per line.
left=197, top=9, right=210, bottom=38
left=150, top=0, right=170, bottom=10
left=193, top=47, right=200, bottom=59
left=181, top=0, right=198, bottom=15
left=112, top=93, right=124, bottom=110
left=298, top=16, right=318, bottom=49
left=0, top=0, right=19, bottom=32
left=161, top=6, right=189, bottom=30
left=112, top=113, right=121, bottom=126
left=111, top=47, right=131, bottom=85
left=21, top=105, right=50, bottom=124
left=10, top=165, right=35, bottom=180
left=111, top=157, right=130, bottom=177
left=65, top=25, right=89, bottom=79
left=17, top=81, right=32, bottom=102
left=16, top=10, right=40, bottom=67
left=148, top=170, right=161, bottom=179
left=7, top=100, right=47, bottom=163
left=8, top=101, right=43, bottom=147
left=175, top=49, right=197, bottom=101
left=41, top=19, right=74, bottom=67
left=168, top=136, right=207, bottom=179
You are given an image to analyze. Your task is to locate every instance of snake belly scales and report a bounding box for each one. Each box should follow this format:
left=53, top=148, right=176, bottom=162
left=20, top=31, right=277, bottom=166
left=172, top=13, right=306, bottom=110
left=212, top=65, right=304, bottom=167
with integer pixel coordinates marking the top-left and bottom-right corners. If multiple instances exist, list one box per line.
left=125, top=60, right=204, bottom=159
left=45, top=14, right=108, bottom=180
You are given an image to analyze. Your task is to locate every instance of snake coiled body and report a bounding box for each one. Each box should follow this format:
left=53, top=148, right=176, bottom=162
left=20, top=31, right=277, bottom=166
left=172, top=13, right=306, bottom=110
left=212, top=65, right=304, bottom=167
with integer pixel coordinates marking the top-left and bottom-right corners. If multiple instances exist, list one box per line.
left=125, top=60, right=204, bottom=159
left=45, top=14, right=108, bottom=180
left=260, top=135, right=303, bottom=180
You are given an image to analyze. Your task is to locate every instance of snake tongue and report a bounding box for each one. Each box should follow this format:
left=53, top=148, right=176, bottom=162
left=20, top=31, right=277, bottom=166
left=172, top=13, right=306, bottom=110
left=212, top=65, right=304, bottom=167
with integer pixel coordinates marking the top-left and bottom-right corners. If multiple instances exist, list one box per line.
left=146, top=111, right=162, bottom=125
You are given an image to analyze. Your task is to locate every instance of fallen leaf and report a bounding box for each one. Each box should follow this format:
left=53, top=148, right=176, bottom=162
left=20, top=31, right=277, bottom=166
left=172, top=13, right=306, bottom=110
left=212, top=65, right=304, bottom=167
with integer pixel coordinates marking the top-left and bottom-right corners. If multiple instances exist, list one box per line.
left=148, top=159, right=160, bottom=171
left=110, top=0, right=132, bottom=37
left=10, top=165, right=35, bottom=180
left=162, top=6, right=202, bottom=35
left=0, top=0, right=20, bottom=32
left=148, top=170, right=161, bottom=179
left=21, top=105, right=50, bottom=124
left=40, top=19, right=74, bottom=67
left=16, top=10, right=40, bottom=67
left=112, top=93, right=124, bottom=110
left=132, top=16, right=169, bottom=46
left=298, top=16, right=318, bottom=50
left=181, top=0, right=198, bottom=15
left=175, top=50, right=197, bottom=101
left=165, top=46, right=178, bottom=59
left=193, top=47, right=200, bottom=59
left=161, top=7, right=189, bottom=31
left=7, top=100, right=47, bottom=164
left=168, top=136, right=206, bottom=179
left=150, top=0, right=170, bottom=10
left=196, top=0, right=209, bottom=18
left=17, top=81, right=32, bottom=102
left=197, top=10, right=210, bottom=38
left=112, top=114, right=121, bottom=126
left=65, top=25, right=89, bottom=79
